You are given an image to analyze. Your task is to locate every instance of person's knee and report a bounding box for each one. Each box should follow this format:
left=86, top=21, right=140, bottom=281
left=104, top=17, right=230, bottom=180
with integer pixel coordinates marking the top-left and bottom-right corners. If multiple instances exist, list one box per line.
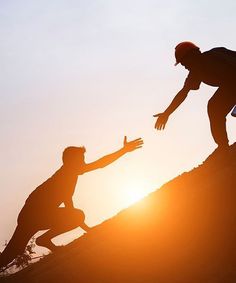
left=69, top=209, right=85, bottom=225
left=207, top=98, right=226, bottom=122
left=207, top=97, right=216, bottom=118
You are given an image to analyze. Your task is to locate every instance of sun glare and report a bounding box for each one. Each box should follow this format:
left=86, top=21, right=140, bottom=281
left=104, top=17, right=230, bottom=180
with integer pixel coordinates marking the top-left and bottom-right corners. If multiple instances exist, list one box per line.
left=122, top=182, right=149, bottom=207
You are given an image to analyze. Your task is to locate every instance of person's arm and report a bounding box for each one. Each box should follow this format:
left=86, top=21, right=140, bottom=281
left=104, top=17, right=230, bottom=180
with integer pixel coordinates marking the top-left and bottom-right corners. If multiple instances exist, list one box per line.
left=82, top=136, right=143, bottom=173
left=154, top=85, right=191, bottom=130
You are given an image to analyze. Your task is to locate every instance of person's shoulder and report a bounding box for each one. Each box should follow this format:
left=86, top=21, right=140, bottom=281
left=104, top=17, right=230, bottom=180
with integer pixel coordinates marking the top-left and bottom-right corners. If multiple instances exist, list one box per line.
left=201, top=47, right=231, bottom=63
left=58, top=165, right=84, bottom=177
left=203, top=47, right=236, bottom=56
left=46, top=167, right=66, bottom=182
left=202, top=47, right=223, bottom=55
left=204, top=47, right=236, bottom=66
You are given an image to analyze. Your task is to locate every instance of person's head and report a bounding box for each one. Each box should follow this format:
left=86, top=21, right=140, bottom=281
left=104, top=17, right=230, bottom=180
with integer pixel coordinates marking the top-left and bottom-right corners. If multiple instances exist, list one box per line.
left=175, top=41, right=201, bottom=69
left=62, top=146, right=86, bottom=169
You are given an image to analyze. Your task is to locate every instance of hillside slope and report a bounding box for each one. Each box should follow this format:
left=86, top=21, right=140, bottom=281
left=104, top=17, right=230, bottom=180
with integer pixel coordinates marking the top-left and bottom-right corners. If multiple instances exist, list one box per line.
left=1, top=144, right=236, bottom=283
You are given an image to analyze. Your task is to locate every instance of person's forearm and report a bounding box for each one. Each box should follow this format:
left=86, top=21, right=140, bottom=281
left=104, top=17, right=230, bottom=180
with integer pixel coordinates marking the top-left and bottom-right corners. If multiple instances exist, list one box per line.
left=164, top=87, right=189, bottom=116
left=94, top=148, right=126, bottom=168
left=83, top=147, right=127, bottom=172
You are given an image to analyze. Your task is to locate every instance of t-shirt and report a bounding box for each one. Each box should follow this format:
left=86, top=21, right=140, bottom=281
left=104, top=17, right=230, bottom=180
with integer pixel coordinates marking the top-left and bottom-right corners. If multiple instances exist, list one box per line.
left=184, top=47, right=236, bottom=90
left=25, top=167, right=78, bottom=210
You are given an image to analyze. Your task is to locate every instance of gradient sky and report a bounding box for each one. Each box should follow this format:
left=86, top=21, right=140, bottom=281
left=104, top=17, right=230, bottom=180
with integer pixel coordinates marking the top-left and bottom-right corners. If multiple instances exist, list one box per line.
left=0, top=0, right=235, bottom=253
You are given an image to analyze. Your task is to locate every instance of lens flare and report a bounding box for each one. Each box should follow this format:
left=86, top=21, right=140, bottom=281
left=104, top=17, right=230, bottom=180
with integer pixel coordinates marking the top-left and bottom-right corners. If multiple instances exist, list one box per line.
left=122, top=181, right=149, bottom=207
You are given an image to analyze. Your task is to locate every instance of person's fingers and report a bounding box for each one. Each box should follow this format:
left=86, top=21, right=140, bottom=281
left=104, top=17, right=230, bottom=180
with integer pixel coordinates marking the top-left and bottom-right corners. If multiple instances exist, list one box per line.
left=155, top=120, right=159, bottom=129
left=130, top=139, right=143, bottom=146
left=134, top=145, right=143, bottom=149
left=127, top=140, right=143, bottom=150
left=153, top=113, right=161, bottom=117
left=133, top=143, right=143, bottom=148
left=135, top=142, right=143, bottom=147
left=130, top=138, right=143, bottom=145
left=131, top=142, right=143, bottom=149
left=132, top=138, right=142, bottom=142
left=124, top=136, right=127, bottom=144
left=134, top=138, right=143, bottom=143
left=130, top=145, right=143, bottom=151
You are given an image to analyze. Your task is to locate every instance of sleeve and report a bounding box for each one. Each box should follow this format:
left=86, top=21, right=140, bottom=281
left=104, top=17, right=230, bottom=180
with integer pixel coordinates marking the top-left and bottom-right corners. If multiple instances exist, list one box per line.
left=184, top=71, right=201, bottom=90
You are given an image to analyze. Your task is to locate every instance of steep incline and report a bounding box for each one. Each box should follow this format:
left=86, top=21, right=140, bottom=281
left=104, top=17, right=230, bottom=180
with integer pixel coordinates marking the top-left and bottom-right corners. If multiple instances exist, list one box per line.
left=2, top=144, right=236, bottom=283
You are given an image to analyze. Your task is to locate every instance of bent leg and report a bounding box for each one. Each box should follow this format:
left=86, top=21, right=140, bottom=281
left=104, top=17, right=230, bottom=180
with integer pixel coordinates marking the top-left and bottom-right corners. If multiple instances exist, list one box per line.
left=36, top=208, right=89, bottom=251
left=207, top=87, right=236, bottom=147
left=0, top=224, right=36, bottom=268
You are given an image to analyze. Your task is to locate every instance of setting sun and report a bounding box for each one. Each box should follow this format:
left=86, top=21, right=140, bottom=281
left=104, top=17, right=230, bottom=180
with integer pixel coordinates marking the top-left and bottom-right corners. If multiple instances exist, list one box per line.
left=121, top=181, right=150, bottom=207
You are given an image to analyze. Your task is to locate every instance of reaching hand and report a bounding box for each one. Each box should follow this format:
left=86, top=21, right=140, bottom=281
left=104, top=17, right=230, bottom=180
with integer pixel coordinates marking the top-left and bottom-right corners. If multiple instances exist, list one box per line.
left=153, top=112, right=169, bottom=130
left=123, top=136, right=143, bottom=153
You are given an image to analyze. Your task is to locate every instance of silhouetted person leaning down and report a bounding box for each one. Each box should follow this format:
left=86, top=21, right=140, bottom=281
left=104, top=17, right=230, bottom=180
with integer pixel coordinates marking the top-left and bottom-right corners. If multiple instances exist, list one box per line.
left=0, top=136, right=143, bottom=269
left=154, top=42, right=236, bottom=151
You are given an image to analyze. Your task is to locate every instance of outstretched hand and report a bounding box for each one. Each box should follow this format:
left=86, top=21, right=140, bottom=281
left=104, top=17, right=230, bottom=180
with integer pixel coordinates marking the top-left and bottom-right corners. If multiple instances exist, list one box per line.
left=123, top=136, right=143, bottom=153
left=153, top=112, right=169, bottom=130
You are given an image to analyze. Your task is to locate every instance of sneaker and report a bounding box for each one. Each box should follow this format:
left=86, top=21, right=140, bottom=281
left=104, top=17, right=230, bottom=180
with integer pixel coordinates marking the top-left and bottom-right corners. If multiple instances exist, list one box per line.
left=231, top=105, right=236, bottom=117
left=202, top=144, right=229, bottom=164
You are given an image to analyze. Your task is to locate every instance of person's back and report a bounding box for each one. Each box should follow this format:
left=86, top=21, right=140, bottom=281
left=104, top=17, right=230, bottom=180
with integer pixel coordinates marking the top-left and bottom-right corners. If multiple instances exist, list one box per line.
left=25, top=167, right=78, bottom=210
left=184, top=47, right=236, bottom=90
left=211, top=47, right=236, bottom=68
left=204, top=48, right=236, bottom=79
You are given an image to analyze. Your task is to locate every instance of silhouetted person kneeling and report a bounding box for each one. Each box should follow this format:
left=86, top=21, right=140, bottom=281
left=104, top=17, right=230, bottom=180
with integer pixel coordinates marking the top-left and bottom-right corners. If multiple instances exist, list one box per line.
left=0, top=136, right=143, bottom=269
left=154, top=42, right=236, bottom=151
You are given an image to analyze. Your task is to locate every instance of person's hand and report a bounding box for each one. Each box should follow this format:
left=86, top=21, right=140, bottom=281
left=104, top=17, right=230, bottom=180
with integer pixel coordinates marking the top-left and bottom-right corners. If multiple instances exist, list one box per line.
left=153, top=112, right=169, bottom=130
left=123, top=136, right=143, bottom=153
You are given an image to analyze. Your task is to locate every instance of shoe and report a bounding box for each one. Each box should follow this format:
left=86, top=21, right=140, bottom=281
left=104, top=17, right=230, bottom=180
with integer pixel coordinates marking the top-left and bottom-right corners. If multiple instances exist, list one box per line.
left=202, top=144, right=229, bottom=164
left=231, top=105, right=236, bottom=117
left=212, top=145, right=229, bottom=155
